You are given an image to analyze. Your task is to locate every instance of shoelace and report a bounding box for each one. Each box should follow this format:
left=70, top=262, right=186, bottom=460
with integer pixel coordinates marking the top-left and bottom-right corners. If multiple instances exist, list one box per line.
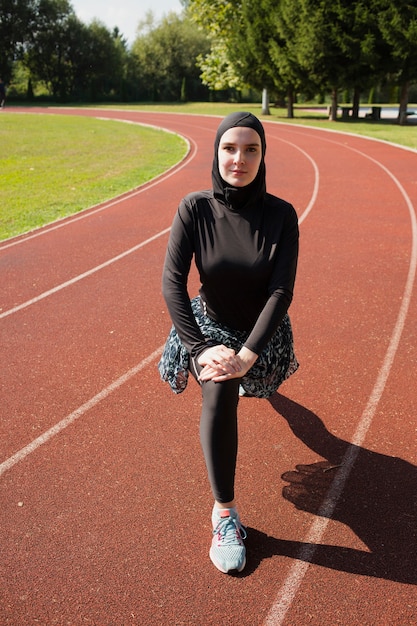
left=213, top=516, right=247, bottom=545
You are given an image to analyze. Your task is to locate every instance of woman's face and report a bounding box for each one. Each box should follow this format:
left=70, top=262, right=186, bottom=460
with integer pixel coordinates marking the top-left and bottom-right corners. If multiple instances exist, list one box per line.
left=218, top=126, right=262, bottom=187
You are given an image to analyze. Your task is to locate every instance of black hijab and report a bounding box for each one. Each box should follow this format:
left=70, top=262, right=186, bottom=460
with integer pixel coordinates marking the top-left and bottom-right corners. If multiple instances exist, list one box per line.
left=212, top=111, right=267, bottom=210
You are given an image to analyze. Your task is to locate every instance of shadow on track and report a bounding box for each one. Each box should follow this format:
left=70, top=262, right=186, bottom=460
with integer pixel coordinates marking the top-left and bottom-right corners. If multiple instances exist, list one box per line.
left=240, top=393, right=417, bottom=584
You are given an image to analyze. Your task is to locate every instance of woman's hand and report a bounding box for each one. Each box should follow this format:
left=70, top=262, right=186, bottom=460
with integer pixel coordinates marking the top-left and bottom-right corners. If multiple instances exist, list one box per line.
left=197, top=345, right=258, bottom=382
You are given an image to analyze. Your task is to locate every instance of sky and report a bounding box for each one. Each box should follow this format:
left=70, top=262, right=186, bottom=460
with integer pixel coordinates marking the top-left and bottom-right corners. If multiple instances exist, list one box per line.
left=70, top=0, right=184, bottom=45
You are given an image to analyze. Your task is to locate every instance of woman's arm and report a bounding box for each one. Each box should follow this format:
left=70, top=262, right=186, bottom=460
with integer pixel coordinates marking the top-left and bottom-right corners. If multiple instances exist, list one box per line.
left=162, top=198, right=210, bottom=359
left=243, top=204, right=299, bottom=355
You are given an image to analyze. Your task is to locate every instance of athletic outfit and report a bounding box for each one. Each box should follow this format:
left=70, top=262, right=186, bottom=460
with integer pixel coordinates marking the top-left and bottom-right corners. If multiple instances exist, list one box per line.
left=159, top=112, right=299, bottom=571
left=162, top=187, right=298, bottom=360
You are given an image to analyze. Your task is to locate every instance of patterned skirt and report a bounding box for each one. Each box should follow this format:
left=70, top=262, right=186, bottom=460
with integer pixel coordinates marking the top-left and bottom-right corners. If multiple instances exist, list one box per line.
left=158, top=297, right=299, bottom=399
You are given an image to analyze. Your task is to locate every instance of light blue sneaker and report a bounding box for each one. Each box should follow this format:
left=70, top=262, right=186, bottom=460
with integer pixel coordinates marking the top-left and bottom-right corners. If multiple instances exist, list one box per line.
left=210, top=508, right=247, bottom=573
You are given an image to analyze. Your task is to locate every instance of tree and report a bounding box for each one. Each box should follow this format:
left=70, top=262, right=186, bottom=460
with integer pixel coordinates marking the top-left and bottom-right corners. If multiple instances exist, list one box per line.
left=131, top=12, right=210, bottom=101
left=25, top=0, right=81, bottom=100
left=280, top=0, right=381, bottom=120
left=242, top=0, right=314, bottom=117
left=75, top=20, right=128, bottom=101
left=197, top=41, right=245, bottom=91
left=188, top=0, right=313, bottom=115
left=187, top=0, right=249, bottom=94
left=23, top=1, right=128, bottom=101
left=0, top=0, right=37, bottom=81
left=376, top=0, right=417, bottom=124
left=239, top=0, right=278, bottom=103
left=4, top=0, right=415, bottom=113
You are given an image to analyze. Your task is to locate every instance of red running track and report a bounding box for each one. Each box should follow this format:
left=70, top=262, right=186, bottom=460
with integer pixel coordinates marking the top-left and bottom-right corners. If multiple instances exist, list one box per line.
left=1, top=108, right=417, bottom=625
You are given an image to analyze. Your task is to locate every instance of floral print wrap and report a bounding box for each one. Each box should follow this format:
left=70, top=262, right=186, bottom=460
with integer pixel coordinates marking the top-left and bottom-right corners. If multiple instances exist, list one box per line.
left=158, top=297, right=299, bottom=398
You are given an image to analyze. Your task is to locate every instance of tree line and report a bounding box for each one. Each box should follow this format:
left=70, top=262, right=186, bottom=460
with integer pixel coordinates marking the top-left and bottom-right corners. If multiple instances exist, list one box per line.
left=0, top=0, right=210, bottom=103
left=1, top=0, right=416, bottom=124
left=186, top=0, right=417, bottom=124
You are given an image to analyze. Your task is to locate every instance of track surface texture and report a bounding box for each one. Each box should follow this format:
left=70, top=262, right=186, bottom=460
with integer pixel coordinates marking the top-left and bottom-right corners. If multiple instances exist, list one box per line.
left=1, top=108, right=417, bottom=626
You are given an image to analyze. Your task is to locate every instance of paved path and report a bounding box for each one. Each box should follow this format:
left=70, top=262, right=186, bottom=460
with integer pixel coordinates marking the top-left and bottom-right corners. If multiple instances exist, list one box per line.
left=1, top=108, right=417, bottom=625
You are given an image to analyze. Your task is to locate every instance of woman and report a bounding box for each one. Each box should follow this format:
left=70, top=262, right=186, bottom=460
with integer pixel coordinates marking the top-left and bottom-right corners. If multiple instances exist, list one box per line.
left=159, top=112, right=299, bottom=573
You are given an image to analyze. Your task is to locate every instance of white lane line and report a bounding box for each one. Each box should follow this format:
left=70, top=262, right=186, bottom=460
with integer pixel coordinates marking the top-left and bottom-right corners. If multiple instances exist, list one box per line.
left=0, top=228, right=171, bottom=320
left=267, top=134, right=320, bottom=226
left=0, top=118, right=194, bottom=251
left=0, top=346, right=164, bottom=478
left=264, top=146, right=417, bottom=625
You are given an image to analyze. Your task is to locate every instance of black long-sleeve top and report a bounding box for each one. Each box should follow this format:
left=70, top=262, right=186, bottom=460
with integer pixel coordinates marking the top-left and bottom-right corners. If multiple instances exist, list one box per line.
left=162, top=189, right=299, bottom=360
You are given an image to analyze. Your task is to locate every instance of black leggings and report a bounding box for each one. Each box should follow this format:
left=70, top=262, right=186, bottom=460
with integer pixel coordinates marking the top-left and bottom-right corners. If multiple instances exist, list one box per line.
left=190, top=358, right=240, bottom=503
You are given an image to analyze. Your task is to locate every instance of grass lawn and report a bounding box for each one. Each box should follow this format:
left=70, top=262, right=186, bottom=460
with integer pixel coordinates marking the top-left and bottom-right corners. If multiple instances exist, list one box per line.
left=0, top=112, right=187, bottom=240
left=1, top=103, right=415, bottom=240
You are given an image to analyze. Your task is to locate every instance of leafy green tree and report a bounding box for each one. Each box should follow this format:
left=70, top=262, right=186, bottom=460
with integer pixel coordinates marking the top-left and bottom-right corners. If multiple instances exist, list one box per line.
left=130, top=12, right=210, bottom=101
left=239, top=0, right=276, bottom=94
left=376, top=0, right=417, bottom=124
left=186, top=0, right=417, bottom=122
left=188, top=0, right=322, bottom=114
left=291, top=1, right=345, bottom=119
left=197, top=41, right=244, bottom=91
left=0, top=0, right=37, bottom=80
left=25, top=0, right=81, bottom=100
left=23, top=1, right=128, bottom=101
left=325, top=0, right=388, bottom=119
left=267, top=0, right=309, bottom=117
left=187, top=0, right=249, bottom=94
left=75, top=20, right=128, bottom=101
left=241, top=0, right=314, bottom=117
left=4, top=0, right=414, bottom=113
left=342, top=2, right=386, bottom=117
left=284, top=0, right=384, bottom=120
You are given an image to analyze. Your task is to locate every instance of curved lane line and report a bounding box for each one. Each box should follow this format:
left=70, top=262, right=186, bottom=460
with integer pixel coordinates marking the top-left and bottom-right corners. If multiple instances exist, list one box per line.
left=0, top=119, right=194, bottom=252
left=264, top=143, right=417, bottom=626
left=267, top=134, right=320, bottom=225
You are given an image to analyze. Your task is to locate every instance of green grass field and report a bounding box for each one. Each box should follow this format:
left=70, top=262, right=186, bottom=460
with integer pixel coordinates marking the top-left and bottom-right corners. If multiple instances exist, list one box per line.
left=1, top=112, right=187, bottom=240
left=1, top=103, right=415, bottom=240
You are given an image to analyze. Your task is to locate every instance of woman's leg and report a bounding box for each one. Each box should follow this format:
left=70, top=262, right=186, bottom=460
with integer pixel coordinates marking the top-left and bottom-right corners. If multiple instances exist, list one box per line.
left=190, top=360, right=246, bottom=573
left=190, top=358, right=240, bottom=503
left=199, top=377, right=240, bottom=504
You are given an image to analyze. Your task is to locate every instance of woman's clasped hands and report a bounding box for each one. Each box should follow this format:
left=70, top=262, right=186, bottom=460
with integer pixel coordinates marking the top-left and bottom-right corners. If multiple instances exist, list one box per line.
left=197, top=344, right=258, bottom=383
